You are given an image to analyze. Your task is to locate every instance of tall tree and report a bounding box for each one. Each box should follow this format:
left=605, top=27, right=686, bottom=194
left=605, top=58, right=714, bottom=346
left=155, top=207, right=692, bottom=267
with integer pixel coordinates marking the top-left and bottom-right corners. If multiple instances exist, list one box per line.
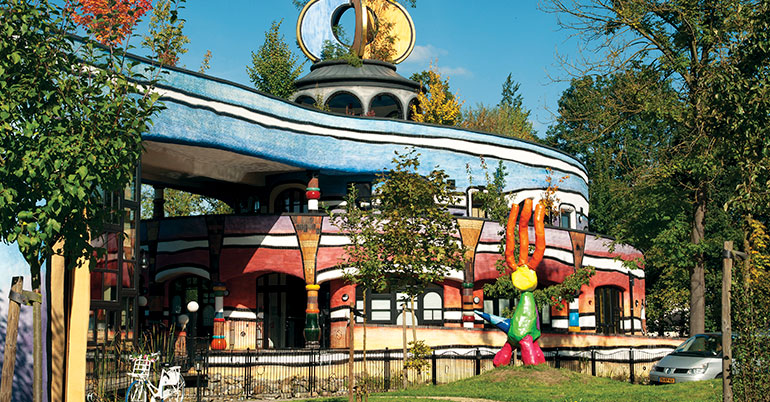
left=409, top=68, right=463, bottom=126
left=461, top=74, right=536, bottom=140
left=141, top=0, right=190, bottom=66
left=247, top=19, right=305, bottom=99
left=0, top=1, right=161, bottom=400
left=331, top=149, right=465, bottom=381
left=544, top=0, right=755, bottom=334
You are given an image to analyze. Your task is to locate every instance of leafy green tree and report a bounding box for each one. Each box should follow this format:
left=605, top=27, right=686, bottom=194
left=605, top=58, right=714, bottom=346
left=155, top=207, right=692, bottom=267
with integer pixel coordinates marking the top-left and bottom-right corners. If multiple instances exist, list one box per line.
left=544, top=0, right=761, bottom=334
left=707, top=4, right=770, bottom=398
left=461, top=74, right=536, bottom=140
left=0, top=0, right=160, bottom=286
left=247, top=19, right=305, bottom=99
left=0, top=2, right=161, bottom=398
left=331, top=149, right=465, bottom=384
left=141, top=0, right=190, bottom=66
left=545, top=65, right=740, bottom=334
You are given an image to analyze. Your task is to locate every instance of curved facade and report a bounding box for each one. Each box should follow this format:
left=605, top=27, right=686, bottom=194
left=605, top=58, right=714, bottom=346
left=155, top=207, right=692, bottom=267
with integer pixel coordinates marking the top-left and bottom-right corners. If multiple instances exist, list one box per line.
left=126, top=55, right=646, bottom=350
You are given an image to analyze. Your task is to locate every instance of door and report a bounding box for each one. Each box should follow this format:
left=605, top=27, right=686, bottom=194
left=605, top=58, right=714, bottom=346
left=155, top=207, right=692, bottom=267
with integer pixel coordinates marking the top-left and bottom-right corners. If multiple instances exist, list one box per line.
left=595, top=286, right=622, bottom=334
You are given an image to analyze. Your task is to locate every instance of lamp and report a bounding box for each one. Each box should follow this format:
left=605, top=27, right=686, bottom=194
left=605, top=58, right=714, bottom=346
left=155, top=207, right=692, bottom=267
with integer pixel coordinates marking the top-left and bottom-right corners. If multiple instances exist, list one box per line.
left=137, top=296, right=148, bottom=307
left=140, top=250, right=149, bottom=270
left=187, top=301, right=199, bottom=313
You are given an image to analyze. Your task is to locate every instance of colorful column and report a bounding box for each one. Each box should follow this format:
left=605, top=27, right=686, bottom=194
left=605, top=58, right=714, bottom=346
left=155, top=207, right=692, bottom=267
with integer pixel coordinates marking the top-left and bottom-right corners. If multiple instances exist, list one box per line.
left=306, top=175, right=320, bottom=211
left=305, top=284, right=321, bottom=347
left=211, top=283, right=227, bottom=350
left=291, top=215, right=324, bottom=348
left=457, top=219, right=483, bottom=328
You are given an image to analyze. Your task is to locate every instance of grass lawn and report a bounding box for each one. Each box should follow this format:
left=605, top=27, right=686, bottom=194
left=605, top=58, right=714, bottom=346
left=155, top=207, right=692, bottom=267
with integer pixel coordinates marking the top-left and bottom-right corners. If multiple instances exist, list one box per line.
left=298, top=365, right=722, bottom=402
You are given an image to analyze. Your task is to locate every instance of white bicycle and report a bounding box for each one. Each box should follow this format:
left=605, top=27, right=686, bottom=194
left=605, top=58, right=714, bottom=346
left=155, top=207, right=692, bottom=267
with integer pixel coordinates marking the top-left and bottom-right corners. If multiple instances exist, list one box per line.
left=126, top=353, right=185, bottom=402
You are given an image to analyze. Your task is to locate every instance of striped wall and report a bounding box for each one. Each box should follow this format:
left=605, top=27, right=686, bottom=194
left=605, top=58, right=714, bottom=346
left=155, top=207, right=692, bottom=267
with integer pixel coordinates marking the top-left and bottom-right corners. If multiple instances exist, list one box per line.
left=142, top=213, right=645, bottom=342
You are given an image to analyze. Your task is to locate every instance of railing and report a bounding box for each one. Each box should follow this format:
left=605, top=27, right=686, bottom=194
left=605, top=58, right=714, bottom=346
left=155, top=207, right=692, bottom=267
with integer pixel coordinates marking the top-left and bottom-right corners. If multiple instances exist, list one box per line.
left=85, top=337, right=674, bottom=401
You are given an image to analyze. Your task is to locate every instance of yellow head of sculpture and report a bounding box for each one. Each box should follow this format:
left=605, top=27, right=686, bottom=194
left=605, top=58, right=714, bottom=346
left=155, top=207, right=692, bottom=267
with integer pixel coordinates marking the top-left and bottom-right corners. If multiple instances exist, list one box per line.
left=511, top=265, right=537, bottom=292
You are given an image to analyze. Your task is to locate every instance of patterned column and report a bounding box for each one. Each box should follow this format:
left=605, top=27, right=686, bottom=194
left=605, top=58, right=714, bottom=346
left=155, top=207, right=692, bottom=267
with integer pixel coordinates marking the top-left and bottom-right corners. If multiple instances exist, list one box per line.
left=291, top=215, right=324, bottom=348
left=210, top=283, right=227, bottom=350
left=569, top=231, right=586, bottom=333
left=306, top=175, right=320, bottom=211
left=457, top=219, right=484, bottom=328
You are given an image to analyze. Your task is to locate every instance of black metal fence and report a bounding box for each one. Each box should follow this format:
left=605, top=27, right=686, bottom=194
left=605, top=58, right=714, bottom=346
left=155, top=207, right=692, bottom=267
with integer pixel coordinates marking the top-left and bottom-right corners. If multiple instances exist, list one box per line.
left=85, top=337, right=674, bottom=401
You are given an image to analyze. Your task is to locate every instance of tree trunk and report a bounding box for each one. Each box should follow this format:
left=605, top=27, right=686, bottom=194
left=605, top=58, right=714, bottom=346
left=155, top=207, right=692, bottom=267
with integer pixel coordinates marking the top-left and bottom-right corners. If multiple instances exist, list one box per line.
left=410, top=296, right=417, bottom=345
left=689, top=195, right=706, bottom=335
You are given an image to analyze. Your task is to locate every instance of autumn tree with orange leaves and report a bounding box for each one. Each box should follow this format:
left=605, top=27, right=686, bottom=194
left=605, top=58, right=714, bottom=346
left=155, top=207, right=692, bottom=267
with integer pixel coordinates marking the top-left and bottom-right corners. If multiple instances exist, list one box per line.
left=67, top=0, right=152, bottom=46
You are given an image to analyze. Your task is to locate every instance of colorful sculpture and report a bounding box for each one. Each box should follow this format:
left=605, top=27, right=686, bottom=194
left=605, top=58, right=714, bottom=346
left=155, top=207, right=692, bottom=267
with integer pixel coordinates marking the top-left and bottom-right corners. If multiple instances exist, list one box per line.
left=476, top=198, right=546, bottom=366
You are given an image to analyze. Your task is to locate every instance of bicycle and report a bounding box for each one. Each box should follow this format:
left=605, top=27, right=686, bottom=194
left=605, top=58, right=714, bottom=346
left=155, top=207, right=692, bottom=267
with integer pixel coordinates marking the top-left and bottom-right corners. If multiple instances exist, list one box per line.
left=126, top=353, right=185, bottom=402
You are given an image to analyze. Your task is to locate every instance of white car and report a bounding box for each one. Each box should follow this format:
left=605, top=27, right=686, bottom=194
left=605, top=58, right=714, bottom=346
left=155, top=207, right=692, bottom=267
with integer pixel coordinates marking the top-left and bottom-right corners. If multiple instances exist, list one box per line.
left=649, top=333, right=723, bottom=384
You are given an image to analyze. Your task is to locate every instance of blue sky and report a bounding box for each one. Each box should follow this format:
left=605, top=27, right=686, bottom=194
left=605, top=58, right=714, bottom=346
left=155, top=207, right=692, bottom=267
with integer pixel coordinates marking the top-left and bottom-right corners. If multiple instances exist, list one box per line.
left=130, top=1, right=585, bottom=136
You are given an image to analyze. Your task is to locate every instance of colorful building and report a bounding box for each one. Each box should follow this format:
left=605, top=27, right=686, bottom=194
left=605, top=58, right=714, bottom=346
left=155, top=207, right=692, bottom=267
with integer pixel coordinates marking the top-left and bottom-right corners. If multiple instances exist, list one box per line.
left=102, top=0, right=649, bottom=352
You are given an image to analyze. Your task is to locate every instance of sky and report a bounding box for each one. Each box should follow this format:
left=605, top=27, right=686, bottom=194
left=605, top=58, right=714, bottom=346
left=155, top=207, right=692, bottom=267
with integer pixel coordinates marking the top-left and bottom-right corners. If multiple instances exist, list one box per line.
left=131, top=1, right=587, bottom=136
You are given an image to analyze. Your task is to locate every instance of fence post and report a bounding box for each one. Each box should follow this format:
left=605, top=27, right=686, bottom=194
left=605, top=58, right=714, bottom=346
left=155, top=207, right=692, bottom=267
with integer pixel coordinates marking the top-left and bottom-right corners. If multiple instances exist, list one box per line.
left=431, top=350, right=437, bottom=385
left=628, top=347, right=635, bottom=384
left=384, top=348, right=391, bottom=390
left=555, top=348, right=560, bottom=369
left=591, top=349, right=596, bottom=377
left=474, top=348, right=481, bottom=376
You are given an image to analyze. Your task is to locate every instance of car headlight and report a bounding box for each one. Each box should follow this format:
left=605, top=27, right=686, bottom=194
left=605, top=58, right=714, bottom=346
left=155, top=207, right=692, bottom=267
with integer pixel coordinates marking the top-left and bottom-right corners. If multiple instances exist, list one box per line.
left=688, top=363, right=709, bottom=375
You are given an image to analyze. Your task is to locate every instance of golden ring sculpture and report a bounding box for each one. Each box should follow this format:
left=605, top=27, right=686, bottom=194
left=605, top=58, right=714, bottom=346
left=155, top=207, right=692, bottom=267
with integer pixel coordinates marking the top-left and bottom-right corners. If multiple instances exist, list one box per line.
left=296, top=0, right=416, bottom=64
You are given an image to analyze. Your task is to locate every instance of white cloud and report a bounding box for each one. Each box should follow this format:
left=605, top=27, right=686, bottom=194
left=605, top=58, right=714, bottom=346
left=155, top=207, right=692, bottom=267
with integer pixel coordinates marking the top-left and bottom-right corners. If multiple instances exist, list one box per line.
left=403, top=44, right=448, bottom=64
left=436, top=66, right=472, bottom=78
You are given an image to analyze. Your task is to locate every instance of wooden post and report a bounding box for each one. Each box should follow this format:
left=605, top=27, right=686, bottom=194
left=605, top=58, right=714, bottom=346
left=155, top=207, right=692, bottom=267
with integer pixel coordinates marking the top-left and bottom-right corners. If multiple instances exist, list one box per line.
left=401, top=303, right=407, bottom=389
left=0, top=277, right=23, bottom=402
left=348, top=305, right=354, bottom=402
left=722, top=241, right=733, bottom=402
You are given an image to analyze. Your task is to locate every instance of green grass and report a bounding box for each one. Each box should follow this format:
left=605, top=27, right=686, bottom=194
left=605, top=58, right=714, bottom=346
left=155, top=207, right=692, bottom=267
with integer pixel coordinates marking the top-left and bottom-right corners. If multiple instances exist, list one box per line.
left=298, top=365, right=722, bottom=402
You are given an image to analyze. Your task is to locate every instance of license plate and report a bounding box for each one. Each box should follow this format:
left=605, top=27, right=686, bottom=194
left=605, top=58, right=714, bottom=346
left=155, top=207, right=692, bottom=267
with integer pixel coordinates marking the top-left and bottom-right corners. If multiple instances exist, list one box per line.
left=659, top=377, right=676, bottom=384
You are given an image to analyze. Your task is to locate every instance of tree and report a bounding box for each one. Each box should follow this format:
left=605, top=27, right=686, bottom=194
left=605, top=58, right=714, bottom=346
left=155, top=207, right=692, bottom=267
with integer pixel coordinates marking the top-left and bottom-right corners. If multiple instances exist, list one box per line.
left=0, top=1, right=161, bottom=400
left=247, top=19, right=305, bottom=99
left=141, top=0, right=190, bottom=66
left=331, top=149, right=465, bottom=385
left=461, top=74, right=536, bottom=140
left=543, top=0, right=758, bottom=335
left=66, top=0, right=152, bottom=46
left=409, top=68, right=463, bottom=126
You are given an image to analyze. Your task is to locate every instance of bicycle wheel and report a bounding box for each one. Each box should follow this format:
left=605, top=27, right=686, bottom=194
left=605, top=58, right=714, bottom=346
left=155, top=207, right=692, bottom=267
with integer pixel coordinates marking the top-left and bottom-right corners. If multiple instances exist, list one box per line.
left=126, top=380, right=147, bottom=402
left=166, top=376, right=185, bottom=402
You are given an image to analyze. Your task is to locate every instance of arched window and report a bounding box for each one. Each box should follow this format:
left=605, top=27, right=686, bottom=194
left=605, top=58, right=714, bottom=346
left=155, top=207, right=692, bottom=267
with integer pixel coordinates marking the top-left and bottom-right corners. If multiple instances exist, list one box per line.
left=295, top=95, right=316, bottom=107
left=326, top=92, right=363, bottom=116
left=406, top=98, right=420, bottom=121
left=274, top=188, right=307, bottom=213
left=369, top=93, right=403, bottom=119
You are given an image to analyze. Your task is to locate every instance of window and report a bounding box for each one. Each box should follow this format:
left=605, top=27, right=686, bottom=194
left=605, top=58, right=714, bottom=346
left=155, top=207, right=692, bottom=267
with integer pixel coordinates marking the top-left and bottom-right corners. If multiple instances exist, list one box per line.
left=355, top=285, right=444, bottom=326
left=369, top=93, right=403, bottom=119
left=326, top=92, right=363, bottom=116
left=467, top=188, right=487, bottom=218
left=422, top=291, right=443, bottom=325
left=274, top=188, right=307, bottom=213
left=89, top=164, right=140, bottom=346
left=406, top=98, right=419, bottom=121
left=295, top=95, right=316, bottom=107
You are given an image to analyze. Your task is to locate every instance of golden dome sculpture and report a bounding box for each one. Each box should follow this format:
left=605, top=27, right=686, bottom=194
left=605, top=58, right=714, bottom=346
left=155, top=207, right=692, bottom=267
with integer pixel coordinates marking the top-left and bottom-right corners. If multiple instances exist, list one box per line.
left=297, top=0, right=416, bottom=64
